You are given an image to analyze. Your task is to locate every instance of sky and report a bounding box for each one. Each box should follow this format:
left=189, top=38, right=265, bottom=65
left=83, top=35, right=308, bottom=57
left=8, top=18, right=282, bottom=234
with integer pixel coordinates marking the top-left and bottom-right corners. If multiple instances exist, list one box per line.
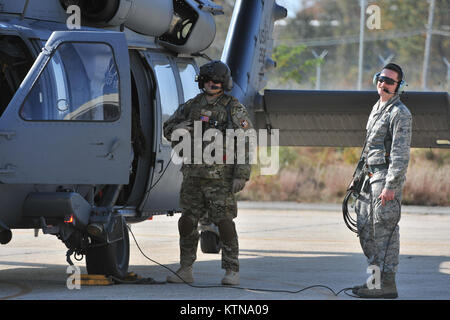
left=275, top=0, right=305, bottom=17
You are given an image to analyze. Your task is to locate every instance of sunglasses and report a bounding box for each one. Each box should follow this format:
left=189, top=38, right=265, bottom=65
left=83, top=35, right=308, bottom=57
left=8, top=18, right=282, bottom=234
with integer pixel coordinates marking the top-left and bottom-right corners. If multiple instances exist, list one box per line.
left=377, top=75, right=399, bottom=85
left=198, top=75, right=222, bottom=84
left=205, top=78, right=222, bottom=84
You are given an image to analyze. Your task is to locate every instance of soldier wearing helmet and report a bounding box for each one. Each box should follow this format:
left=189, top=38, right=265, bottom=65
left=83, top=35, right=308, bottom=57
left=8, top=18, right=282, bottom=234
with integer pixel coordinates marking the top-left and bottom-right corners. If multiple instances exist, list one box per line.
left=196, top=60, right=234, bottom=92
left=163, top=60, right=253, bottom=286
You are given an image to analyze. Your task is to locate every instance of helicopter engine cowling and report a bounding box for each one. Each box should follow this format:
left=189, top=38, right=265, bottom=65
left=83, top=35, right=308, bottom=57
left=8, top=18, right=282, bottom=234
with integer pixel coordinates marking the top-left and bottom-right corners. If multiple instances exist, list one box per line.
left=59, top=0, right=221, bottom=54
left=60, top=0, right=173, bottom=37
left=157, top=0, right=220, bottom=54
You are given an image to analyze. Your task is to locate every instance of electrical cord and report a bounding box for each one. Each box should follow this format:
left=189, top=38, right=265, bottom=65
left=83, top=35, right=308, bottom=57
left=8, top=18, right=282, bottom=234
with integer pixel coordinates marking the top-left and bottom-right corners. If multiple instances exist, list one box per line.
left=149, top=156, right=173, bottom=190
left=342, top=190, right=359, bottom=233
left=126, top=224, right=353, bottom=297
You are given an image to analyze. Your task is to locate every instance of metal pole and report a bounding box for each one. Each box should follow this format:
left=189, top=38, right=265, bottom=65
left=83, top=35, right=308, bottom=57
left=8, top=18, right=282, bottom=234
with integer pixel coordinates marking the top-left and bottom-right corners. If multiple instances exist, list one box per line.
left=422, top=0, right=435, bottom=90
left=378, top=53, right=395, bottom=67
left=317, top=64, right=321, bottom=90
left=312, top=50, right=328, bottom=90
left=20, top=0, right=30, bottom=20
left=358, top=0, right=366, bottom=90
left=443, top=57, right=450, bottom=93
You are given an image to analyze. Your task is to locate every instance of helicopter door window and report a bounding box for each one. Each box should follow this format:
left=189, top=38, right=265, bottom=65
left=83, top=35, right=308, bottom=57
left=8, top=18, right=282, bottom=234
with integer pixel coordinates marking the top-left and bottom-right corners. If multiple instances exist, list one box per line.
left=153, top=62, right=180, bottom=144
left=177, top=61, right=200, bottom=102
left=0, top=35, right=34, bottom=118
left=20, top=42, right=120, bottom=122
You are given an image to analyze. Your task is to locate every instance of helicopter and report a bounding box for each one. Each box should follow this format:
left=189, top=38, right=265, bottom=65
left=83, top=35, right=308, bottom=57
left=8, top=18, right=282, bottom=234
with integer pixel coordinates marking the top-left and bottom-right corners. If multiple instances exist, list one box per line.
left=0, top=0, right=448, bottom=279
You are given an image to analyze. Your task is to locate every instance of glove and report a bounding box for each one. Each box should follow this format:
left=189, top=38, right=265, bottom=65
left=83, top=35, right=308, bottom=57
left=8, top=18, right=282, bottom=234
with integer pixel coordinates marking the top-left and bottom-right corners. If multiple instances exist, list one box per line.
left=232, top=178, right=247, bottom=193
left=173, top=120, right=194, bottom=132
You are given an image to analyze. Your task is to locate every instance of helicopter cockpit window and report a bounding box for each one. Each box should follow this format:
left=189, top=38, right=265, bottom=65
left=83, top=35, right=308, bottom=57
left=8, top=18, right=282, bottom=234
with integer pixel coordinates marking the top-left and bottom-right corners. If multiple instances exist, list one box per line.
left=154, top=62, right=180, bottom=144
left=177, top=61, right=200, bottom=102
left=20, top=42, right=120, bottom=121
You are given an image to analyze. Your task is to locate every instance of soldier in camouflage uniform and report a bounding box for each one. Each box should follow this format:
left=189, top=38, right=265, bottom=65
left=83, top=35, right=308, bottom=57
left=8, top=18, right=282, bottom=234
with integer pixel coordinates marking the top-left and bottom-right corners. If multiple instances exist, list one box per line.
left=352, top=63, right=412, bottom=299
left=163, top=61, right=253, bottom=285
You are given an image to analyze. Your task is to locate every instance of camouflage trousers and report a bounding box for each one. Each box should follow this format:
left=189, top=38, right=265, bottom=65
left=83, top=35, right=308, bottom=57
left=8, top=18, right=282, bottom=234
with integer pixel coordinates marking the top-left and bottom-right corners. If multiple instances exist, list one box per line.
left=178, top=176, right=239, bottom=272
left=355, top=171, right=401, bottom=274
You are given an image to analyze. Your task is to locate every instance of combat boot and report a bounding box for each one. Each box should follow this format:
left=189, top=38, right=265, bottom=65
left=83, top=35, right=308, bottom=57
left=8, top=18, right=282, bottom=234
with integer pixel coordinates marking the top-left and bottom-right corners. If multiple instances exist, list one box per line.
left=351, top=283, right=367, bottom=294
left=356, top=272, right=398, bottom=299
left=221, top=269, right=239, bottom=285
left=166, top=265, right=194, bottom=284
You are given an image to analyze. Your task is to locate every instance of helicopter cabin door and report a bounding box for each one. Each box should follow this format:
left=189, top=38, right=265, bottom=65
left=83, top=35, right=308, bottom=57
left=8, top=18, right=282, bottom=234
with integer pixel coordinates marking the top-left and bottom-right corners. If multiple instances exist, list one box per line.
left=0, top=31, right=132, bottom=184
left=138, top=53, right=201, bottom=214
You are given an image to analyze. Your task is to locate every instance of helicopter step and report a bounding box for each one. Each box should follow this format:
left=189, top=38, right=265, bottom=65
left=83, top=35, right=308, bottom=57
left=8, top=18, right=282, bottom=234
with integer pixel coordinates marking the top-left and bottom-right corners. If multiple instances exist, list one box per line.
left=23, top=192, right=91, bottom=230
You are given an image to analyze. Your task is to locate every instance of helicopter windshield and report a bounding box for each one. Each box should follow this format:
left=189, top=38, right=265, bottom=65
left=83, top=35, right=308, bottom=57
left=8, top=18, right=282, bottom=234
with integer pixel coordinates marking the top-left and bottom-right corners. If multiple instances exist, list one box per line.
left=20, top=42, right=120, bottom=122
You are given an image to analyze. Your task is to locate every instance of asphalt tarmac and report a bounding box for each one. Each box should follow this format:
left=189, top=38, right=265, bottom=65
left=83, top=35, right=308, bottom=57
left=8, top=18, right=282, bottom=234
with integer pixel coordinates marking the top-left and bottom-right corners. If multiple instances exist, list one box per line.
left=0, top=202, right=449, bottom=303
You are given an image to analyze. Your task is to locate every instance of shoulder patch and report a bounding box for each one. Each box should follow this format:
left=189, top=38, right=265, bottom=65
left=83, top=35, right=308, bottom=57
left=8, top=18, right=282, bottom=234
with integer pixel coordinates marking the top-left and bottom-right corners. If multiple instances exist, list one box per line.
left=240, top=119, right=249, bottom=129
left=231, top=102, right=247, bottom=117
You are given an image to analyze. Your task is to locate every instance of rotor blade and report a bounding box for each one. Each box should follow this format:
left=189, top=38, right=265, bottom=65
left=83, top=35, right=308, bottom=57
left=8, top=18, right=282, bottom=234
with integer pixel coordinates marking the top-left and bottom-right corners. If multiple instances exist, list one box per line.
left=255, top=90, right=449, bottom=148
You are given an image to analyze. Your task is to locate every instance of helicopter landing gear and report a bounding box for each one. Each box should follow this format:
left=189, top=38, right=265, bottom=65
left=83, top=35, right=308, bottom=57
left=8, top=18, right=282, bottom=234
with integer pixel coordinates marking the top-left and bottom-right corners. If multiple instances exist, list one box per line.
left=85, top=217, right=130, bottom=279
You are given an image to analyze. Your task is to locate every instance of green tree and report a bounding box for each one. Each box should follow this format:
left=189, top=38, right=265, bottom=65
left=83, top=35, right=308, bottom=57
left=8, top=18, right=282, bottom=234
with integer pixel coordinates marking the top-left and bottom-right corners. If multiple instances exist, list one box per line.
left=272, top=44, right=322, bottom=85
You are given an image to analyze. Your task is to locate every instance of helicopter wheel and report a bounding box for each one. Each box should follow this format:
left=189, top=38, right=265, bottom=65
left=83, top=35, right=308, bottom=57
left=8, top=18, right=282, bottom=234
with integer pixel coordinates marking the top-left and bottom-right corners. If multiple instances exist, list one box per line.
left=85, top=222, right=130, bottom=279
left=200, top=230, right=222, bottom=254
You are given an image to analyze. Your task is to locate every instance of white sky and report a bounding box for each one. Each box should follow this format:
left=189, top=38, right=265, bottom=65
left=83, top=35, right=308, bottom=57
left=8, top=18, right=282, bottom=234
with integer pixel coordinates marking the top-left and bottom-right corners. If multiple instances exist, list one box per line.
left=275, top=0, right=304, bottom=17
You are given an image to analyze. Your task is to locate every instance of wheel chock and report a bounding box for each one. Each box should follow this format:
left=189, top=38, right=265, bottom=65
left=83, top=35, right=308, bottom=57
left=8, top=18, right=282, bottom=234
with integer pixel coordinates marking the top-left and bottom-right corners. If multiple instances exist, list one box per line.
left=79, top=274, right=114, bottom=286
left=72, top=272, right=165, bottom=286
left=113, top=272, right=166, bottom=284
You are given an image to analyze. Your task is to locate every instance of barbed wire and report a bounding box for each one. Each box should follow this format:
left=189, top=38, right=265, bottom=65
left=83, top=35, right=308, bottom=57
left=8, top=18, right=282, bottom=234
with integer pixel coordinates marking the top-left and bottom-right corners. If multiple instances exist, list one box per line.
left=274, top=28, right=449, bottom=48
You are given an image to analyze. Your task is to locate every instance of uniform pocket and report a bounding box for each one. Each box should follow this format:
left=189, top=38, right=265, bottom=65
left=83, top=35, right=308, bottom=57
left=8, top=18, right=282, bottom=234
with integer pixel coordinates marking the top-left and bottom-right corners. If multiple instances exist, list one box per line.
left=373, top=190, right=400, bottom=225
left=226, top=193, right=238, bottom=219
left=367, top=150, right=387, bottom=165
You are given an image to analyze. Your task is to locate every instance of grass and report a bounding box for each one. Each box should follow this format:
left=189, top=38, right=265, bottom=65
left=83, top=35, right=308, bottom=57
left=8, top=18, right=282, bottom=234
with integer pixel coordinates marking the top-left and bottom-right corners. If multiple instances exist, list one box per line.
left=238, top=147, right=450, bottom=206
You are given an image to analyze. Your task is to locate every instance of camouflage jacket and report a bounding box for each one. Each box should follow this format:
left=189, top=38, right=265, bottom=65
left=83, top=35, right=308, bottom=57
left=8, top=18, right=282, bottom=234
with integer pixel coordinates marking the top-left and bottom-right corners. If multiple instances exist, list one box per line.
left=364, top=94, right=412, bottom=190
left=163, top=93, right=253, bottom=180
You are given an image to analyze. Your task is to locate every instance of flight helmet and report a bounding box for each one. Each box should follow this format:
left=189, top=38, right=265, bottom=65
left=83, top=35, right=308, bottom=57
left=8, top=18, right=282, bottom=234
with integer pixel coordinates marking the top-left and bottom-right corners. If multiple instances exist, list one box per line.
left=196, top=60, right=233, bottom=91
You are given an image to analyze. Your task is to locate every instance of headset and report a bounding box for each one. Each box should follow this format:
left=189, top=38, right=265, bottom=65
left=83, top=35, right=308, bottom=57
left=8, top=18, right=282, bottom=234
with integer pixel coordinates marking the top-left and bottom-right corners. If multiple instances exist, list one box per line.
left=372, top=73, right=406, bottom=93
left=372, top=67, right=407, bottom=94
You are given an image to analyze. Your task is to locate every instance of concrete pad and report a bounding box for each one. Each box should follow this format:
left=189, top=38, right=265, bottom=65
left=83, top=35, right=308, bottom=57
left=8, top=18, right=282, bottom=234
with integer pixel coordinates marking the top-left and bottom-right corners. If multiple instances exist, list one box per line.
left=0, top=203, right=449, bottom=303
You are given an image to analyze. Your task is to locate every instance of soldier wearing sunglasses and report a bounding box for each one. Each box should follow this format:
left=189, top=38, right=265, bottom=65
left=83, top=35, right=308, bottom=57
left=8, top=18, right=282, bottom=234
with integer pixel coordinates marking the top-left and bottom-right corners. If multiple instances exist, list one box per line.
left=352, top=63, right=412, bottom=299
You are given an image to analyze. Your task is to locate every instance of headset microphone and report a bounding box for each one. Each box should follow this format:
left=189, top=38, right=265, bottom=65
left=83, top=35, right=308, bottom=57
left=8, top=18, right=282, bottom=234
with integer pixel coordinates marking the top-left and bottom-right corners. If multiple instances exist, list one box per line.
left=211, top=84, right=221, bottom=90
left=383, top=88, right=394, bottom=94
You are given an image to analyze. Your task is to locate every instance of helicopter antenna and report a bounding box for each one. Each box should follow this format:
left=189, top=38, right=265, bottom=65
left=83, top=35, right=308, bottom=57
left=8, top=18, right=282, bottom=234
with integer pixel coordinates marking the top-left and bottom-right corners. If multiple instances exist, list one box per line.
left=192, top=52, right=213, bottom=62
left=20, top=0, right=30, bottom=20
